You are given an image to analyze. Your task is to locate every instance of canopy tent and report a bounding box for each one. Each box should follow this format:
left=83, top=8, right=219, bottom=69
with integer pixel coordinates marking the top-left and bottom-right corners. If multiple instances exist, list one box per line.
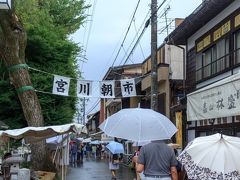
left=0, top=123, right=85, bottom=180
left=46, top=134, right=70, bottom=165
left=47, top=134, right=68, bottom=145
left=0, top=123, right=85, bottom=142
left=187, top=72, right=240, bottom=121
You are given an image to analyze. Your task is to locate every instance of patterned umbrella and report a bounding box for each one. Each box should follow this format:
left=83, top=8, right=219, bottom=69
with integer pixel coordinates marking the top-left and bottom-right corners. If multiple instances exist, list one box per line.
left=178, top=133, right=240, bottom=180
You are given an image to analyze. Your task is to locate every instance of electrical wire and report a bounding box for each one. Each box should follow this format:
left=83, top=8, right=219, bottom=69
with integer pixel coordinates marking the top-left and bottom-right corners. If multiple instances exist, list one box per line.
left=133, top=18, right=146, bottom=60
left=111, top=0, right=141, bottom=67
left=80, top=0, right=98, bottom=73
left=121, top=0, right=167, bottom=65
left=85, top=99, right=100, bottom=115
left=118, top=9, right=151, bottom=65
left=85, top=0, right=168, bottom=114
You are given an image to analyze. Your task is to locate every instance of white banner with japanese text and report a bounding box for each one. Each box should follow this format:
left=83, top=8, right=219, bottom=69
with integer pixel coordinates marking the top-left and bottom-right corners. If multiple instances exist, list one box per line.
left=77, top=80, right=93, bottom=97
left=187, top=73, right=240, bottom=121
left=120, top=79, right=136, bottom=97
left=99, top=81, right=115, bottom=98
left=52, top=75, right=71, bottom=96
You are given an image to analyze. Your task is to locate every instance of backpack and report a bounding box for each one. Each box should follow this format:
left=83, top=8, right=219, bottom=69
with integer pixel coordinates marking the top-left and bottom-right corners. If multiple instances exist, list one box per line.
left=112, top=154, right=119, bottom=164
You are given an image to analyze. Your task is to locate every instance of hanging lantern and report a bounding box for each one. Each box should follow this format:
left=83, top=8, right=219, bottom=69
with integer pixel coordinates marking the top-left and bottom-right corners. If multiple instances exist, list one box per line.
left=0, top=0, right=11, bottom=10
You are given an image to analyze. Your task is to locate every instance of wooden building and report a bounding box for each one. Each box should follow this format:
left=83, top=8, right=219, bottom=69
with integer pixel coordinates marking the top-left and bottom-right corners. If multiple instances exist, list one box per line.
left=167, top=0, right=240, bottom=144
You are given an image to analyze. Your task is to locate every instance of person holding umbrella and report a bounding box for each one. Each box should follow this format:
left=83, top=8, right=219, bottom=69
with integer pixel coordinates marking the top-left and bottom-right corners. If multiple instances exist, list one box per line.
left=99, top=108, right=179, bottom=180
left=136, top=140, right=178, bottom=180
left=109, top=153, right=120, bottom=180
left=106, top=141, right=124, bottom=180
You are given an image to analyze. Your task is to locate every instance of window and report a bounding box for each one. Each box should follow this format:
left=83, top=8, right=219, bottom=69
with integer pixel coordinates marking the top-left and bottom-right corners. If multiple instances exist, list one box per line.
left=234, top=31, right=240, bottom=65
left=203, top=48, right=212, bottom=78
left=235, top=115, right=240, bottom=122
left=196, top=37, right=229, bottom=81
left=215, top=38, right=229, bottom=72
left=222, top=117, right=227, bottom=123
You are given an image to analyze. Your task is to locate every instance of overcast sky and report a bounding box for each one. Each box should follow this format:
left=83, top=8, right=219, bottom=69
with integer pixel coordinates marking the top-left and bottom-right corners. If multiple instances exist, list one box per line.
left=71, top=0, right=202, bottom=117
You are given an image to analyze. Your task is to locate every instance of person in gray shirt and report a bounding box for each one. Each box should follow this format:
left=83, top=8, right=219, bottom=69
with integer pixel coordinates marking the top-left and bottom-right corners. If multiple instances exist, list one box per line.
left=136, top=140, right=178, bottom=180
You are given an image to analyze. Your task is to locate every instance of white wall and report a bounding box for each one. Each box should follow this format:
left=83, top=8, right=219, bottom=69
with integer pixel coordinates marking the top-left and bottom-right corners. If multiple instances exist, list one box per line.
left=165, top=44, right=184, bottom=80
left=188, top=1, right=239, bottom=49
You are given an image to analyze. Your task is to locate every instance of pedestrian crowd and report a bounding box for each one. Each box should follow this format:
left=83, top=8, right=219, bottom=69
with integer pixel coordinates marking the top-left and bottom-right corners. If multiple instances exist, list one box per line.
left=69, top=139, right=105, bottom=166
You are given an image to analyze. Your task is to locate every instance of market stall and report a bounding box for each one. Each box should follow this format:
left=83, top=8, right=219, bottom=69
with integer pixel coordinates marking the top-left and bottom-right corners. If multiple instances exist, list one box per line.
left=0, top=123, right=85, bottom=180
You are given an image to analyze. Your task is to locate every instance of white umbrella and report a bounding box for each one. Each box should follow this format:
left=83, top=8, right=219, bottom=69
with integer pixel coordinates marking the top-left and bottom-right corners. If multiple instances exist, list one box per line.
left=82, top=137, right=91, bottom=143
left=178, top=133, right=240, bottom=180
left=106, top=141, right=124, bottom=154
left=132, top=140, right=150, bottom=147
left=99, top=108, right=177, bottom=141
left=90, top=140, right=100, bottom=145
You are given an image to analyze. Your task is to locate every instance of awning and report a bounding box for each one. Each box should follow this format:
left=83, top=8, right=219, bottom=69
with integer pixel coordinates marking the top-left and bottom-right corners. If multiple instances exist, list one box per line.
left=187, top=72, right=240, bottom=121
left=0, top=123, right=85, bottom=142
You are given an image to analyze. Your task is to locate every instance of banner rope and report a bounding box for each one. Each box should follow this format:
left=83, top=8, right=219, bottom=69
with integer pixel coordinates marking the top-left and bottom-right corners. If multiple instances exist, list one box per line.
left=8, top=64, right=29, bottom=72
left=34, top=89, right=149, bottom=99
left=16, top=86, right=35, bottom=94
left=28, top=66, right=149, bottom=82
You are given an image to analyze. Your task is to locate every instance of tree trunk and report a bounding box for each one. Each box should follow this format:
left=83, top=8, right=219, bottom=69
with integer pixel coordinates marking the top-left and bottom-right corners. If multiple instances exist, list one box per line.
left=0, top=11, right=46, bottom=170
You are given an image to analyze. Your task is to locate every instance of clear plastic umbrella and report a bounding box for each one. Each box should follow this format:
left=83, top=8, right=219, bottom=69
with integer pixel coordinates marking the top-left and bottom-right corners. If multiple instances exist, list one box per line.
left=90, top=140, right=100, bottom=145
left=99, top=108, right=177, bottom=141
left=178, top=133, right=240, bottom=180
left=132, top=140, right=150, bottom=147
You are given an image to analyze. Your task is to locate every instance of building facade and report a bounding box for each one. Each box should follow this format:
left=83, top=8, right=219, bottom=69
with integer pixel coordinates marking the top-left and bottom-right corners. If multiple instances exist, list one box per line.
left=167, top=0, right=240, bottom=143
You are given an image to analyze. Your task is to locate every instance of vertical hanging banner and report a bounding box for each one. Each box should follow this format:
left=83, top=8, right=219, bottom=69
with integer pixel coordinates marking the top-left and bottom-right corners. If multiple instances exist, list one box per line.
left=100, top=81, right=115, bottom=98
left=77, top=80, right=93, bottom=97
left=175, top=111, right=183, bottom=148
left=120, top=78, right=136, bottom=97
left=52, top=75, right=71, bottom=96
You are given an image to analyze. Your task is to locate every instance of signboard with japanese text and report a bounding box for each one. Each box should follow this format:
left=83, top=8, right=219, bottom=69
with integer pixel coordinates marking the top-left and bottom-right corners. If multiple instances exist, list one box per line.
left=120, top=79, right=136, bottom=97
left=213, top=27, right=222, bottom=41
left=175, top=112, right=182, bottom=148
left=235, top=14, right=240, bottom=28
left=52, top=75, right=71, bottom=96
left=187, top=73, right=240, bottom=121
left=99, top=81, right=115, bottom=98
left=77, top=80, right=93, bottom=97
left=196, top=35, right=211, bottom=52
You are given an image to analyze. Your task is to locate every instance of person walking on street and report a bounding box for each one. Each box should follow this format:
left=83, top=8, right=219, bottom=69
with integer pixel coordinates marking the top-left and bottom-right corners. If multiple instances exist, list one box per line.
left=92, top=145, right=97, bottom=159
left=132, top=146, right=144, bottom=180
left=109, top=153, right=120, bottom=180
left=136, top=140, right=178, bottom=180
left=70, top=141, right=78, bottom=166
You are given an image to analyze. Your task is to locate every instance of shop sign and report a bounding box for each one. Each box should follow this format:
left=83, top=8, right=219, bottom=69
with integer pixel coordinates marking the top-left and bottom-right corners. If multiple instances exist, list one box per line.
left=235, top=14, right=240, bottom=28
left=187, top=73, right=240, bottom=121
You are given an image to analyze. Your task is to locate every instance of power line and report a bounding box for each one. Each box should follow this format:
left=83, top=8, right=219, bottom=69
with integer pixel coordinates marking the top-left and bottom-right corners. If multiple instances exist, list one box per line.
left=111, top=0, right=141, bottom=67
left=85, top=99, right=100, bottom=115
left=122, top=22, right=149, bottom=65
left=133, top=19, right=146, bottom=60
left=118, top=9, right=151, bottom=65
left=122, top=0, right=167, bottom=65
left=80, top=0, right=98, bottom=73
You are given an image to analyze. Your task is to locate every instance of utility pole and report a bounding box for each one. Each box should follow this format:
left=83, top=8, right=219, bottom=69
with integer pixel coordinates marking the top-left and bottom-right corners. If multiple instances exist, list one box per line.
left=151, top=0, right=158, bottom=111
left=82, top=97, right=86, bottom=125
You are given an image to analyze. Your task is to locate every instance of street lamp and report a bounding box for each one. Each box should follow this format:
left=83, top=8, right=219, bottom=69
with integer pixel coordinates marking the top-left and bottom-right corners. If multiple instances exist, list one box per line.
left=0, top=0, right=11, bottom=10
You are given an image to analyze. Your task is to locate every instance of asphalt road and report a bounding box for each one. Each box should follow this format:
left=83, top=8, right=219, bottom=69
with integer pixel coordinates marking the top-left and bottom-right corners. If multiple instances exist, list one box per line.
left=67, top=158, right=136, bottom=180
